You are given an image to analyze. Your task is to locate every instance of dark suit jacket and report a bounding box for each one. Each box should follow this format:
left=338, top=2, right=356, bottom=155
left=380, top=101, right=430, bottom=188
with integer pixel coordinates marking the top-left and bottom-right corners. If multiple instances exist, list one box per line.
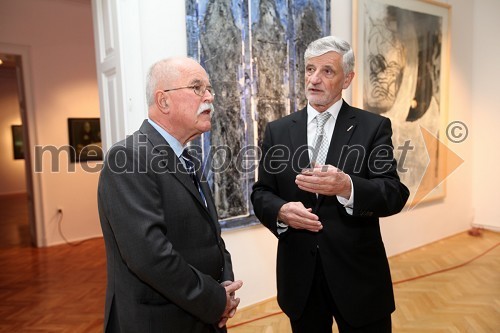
left=98, top=120, right=234, bottom=333
left=251, top=101, right=409, bottom=327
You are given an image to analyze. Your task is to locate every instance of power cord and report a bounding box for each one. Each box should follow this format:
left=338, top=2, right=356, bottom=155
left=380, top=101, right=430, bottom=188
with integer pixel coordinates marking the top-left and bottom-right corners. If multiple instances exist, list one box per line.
left=392, top=240, right=499, bottom=285
left=56, top=209, right=86, bottom=246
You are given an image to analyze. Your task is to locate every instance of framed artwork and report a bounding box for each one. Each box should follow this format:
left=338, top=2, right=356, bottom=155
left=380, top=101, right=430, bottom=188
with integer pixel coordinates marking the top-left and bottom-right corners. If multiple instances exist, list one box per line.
left=11, top=125, right=24, bottom=160
left=353, top=0, right=451, bottom=207
left=186, top=0, right=330, bottom=229
left=68, top=118, right=103, bottom=163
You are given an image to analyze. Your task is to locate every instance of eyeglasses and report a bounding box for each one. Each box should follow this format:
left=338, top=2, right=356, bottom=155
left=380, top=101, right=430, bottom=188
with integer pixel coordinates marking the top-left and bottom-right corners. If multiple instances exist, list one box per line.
left=163, top=84, right=214, bottom=97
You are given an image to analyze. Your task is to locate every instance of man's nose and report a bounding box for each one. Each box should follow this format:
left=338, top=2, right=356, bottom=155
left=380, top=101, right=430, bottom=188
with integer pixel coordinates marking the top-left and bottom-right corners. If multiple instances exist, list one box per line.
left=309, top=71, right=322, bottom=84
left=203, top=90, right=214, bottom=103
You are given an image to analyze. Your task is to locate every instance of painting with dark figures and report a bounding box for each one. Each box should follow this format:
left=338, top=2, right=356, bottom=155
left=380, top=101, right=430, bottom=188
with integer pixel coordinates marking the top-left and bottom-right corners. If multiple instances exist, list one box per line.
left=354, top=0, right=450, bottom=204
left=68, top=118, right=103, bottom=163
left=186, top=0, right=330, bottom=229
left=11, top=125, right=24, bottom=160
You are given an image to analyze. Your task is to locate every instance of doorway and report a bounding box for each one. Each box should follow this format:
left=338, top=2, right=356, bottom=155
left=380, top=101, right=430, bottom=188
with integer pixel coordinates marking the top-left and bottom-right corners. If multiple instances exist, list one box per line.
left=0, top=52, right=38, bottom=247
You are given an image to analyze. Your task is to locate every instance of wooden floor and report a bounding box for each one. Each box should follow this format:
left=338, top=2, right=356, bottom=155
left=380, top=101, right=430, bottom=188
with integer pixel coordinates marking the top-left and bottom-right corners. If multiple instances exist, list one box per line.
left=0, top=193, right=31, bottom=247
left=0, top=195, right=499, bottom=332
left=0, top=194, right=106, bottom=332
left=228, top=231, right=500, bottom=333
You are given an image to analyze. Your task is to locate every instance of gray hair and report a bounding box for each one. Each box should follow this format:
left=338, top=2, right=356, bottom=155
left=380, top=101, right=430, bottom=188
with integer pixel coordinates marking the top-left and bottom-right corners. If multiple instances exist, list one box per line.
left=145, top=58, right=181, bottom=107
left=304, top=36, right=355, bottom=75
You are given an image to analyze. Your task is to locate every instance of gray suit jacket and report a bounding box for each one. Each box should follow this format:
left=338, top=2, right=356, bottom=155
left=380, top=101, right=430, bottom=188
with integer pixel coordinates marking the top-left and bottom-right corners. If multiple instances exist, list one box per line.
left=98, top=120, right=234, bottom=333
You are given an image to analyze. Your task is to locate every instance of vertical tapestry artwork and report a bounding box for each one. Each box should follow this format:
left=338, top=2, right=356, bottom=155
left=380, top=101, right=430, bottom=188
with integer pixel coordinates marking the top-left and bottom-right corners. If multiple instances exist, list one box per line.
left=186, top=0, right=330, bottom=229
left=354, top=0, right=450, bottom=204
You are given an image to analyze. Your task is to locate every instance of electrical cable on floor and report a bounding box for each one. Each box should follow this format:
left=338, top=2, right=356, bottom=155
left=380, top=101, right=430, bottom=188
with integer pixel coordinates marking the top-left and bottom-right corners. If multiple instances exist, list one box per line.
left=227, top=235, right=500, bottom=329
left=57, top=209, right=86, bottom=246
left=392, top=241, right=500, bottom=285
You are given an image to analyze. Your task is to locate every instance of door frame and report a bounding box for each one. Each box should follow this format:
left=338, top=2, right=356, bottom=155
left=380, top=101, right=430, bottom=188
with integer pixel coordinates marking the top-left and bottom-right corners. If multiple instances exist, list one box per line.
left=0, top=43, right=45, bottom=247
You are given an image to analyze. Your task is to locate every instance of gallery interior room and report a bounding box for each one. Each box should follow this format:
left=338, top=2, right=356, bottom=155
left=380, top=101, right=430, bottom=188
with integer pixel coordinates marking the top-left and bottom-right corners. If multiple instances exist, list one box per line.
left=0, top=0, right=499, bottom=332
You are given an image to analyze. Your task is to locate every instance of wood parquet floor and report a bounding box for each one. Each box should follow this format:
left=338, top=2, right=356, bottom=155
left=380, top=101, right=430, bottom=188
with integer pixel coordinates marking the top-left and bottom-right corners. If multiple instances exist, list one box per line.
left=0, top=239, right=106, bottom=332
left=0, top=194, right=498, bottom=332
left=227, top=230, right=500, bottom=333
left=0, top=193, right=31, bottom=248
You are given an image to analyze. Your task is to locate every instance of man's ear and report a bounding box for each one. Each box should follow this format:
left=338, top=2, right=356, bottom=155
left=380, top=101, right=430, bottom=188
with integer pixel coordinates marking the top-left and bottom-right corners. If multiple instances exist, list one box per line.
left=343, top=71, right=355, bottom=89
left=155, top=91, right=169, bottom=113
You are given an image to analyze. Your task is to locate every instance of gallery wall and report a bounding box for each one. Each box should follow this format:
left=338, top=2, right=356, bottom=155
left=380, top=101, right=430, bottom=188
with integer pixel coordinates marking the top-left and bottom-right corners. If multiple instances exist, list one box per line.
left=0, top=68, right=26, bottom=195
left=0, top=0, right=101, bottom=245
left=472, top=0, right=500, bottom=230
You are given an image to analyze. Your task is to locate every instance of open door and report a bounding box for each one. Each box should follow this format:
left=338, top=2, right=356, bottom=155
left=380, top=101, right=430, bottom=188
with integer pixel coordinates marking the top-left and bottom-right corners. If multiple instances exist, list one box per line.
left=13, top=55, right=38, bottom=246
left=0, top=45, right=43, bottom=247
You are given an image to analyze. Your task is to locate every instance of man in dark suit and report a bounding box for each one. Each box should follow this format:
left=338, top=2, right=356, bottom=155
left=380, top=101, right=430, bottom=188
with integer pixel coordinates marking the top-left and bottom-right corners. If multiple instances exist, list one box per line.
left=251, top=36, right=409, bottom=332
left=98, top=57, right=243, bottom=333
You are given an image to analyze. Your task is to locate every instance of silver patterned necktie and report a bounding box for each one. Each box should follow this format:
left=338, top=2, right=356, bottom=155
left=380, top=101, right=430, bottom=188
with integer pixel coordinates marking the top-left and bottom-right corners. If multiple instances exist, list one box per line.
left=311, top=112, right=332, bottom=166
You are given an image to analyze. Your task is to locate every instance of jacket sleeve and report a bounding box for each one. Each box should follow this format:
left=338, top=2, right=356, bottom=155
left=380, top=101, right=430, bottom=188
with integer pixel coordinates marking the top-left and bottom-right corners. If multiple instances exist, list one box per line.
left=350, top=117, right=410, bottom=217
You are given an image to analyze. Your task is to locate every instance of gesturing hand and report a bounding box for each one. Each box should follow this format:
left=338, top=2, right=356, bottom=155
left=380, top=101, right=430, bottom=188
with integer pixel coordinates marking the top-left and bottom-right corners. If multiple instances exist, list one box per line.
left=277, top=202, right=322, bottom=232
left=295, top=164, right=351, bottom=198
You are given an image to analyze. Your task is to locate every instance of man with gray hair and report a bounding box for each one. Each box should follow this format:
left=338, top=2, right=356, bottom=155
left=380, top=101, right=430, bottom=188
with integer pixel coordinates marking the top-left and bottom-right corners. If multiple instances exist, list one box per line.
left=252, top=36, right=409, bottom=332
left=98, top=57, right=242, bottom=332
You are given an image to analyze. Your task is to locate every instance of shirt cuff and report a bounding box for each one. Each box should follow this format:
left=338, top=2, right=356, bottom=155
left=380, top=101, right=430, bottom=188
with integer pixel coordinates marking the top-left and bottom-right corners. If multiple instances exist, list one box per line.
left=336, top=175, right=354, bottom=215
left=277, top=221, right=288, bottom=234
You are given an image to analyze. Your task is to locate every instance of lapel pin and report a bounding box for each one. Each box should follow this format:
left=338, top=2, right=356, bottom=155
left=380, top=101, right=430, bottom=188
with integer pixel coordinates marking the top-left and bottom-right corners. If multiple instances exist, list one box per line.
left=347, top=125, right=353, bottom=132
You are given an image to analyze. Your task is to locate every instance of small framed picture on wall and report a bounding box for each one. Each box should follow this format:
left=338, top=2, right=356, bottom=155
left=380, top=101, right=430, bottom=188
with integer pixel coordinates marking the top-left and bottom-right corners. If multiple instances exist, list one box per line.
left=68, top=118, right=103, bottom=163
left=11, top=125, right=24, bottom=160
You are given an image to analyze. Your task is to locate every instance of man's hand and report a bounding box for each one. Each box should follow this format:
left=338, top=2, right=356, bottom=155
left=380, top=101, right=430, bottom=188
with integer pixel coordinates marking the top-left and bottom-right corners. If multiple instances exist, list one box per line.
left=295, top=164, right=352, bottom=198
left=218, top=280, right=243, bottom=328
left=277, top=202, right=322, bottom=232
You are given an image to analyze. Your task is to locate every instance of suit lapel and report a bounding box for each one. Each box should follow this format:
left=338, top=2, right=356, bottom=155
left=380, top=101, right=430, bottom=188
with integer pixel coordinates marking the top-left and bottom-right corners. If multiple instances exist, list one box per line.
left=288, top=109, right=309, bottom=161
left=198, top=170, right=219, bottom=225
left=289, top=108, right=317, bottom=205
left=289, top=109, right=310, bottom=168
left=138, top=121, right=214, bottom=219
left=325, top=100, right=357, bottom=167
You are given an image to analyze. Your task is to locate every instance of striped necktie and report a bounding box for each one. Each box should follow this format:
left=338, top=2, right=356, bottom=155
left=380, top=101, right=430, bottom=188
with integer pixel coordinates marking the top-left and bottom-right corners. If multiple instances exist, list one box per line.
left=181, top=149, right=207, bottom=207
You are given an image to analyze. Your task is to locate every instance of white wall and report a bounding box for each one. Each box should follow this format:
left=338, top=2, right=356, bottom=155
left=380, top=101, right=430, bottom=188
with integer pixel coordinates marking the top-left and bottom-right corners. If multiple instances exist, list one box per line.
left=0, top=0, right=101, bottom=245
left=472, top=0, right=500, bottom=230
left=0, top=68, right=26, bottom=195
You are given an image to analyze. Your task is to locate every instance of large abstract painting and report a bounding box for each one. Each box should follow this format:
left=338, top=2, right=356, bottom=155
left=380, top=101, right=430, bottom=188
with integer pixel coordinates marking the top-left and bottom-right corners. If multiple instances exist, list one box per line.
left=186, top=0, right=330, bottom=229
left=354, top=0, right=450, bottom=206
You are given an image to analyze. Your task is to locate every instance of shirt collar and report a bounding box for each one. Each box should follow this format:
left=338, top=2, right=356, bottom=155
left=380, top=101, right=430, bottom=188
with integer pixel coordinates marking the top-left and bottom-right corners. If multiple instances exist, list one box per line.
left=147, top=119, right=185, bottom=157
left=307, top=99, right=343, bottom=125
